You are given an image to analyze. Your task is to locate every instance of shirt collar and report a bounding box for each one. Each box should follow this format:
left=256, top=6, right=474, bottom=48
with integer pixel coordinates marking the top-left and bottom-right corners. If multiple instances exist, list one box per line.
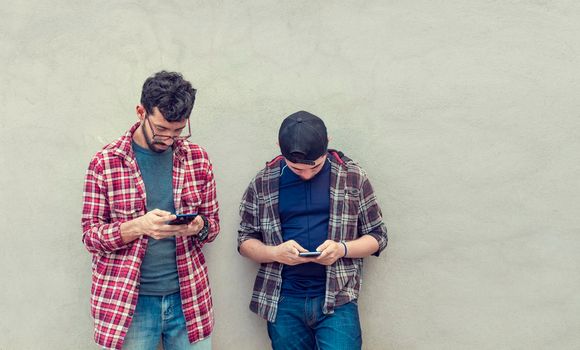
left=113, top=121, right=188, bottom=163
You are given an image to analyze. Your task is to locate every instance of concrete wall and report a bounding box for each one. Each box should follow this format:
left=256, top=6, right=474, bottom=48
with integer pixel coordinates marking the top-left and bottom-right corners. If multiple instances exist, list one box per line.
left=1, top=1, right=579, bottom=349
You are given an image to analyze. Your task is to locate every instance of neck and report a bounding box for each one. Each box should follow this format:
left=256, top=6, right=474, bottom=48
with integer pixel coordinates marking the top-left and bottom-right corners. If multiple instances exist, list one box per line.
left=132, top=122, right=150, bottom=150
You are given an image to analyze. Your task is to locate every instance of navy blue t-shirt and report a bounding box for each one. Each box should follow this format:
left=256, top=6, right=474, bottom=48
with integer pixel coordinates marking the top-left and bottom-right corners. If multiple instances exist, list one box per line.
left=279, top=158, right=331, bottom=297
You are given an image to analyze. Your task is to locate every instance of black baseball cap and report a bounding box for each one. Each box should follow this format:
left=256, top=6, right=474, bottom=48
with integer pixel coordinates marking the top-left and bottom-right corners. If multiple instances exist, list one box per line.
left=278, top=111, right=328, bottom=165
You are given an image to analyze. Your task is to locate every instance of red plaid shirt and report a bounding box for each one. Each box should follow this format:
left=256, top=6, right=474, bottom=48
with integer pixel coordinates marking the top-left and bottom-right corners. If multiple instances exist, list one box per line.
left=81, top=122, right=220, bottom=350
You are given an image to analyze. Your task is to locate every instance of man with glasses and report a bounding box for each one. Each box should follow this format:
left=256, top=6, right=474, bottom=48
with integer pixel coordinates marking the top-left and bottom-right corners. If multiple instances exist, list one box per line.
left=82, top=71, right=219, bottom=350
left=237, top=111, right=388, bottom=350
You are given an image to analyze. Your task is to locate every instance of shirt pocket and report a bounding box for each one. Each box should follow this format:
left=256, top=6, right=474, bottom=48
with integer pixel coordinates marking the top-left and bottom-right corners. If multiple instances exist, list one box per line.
left=344, top=187, right=360, bottom=201
left=111, top=201, right=144, bottom=220
left=259, top=219, right=281, bottom=245
left=180, top=187, right=202, bottom=214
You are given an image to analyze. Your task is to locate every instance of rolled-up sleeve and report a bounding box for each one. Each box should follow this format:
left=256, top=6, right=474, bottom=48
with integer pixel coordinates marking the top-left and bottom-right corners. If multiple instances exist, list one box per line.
left=196, top=157, right=220, bottom=247
left=357, top=174, right=388, bottom=257
left=237, top=180, right=262, bottom=251
left=81, top=157, right=130, bottom=254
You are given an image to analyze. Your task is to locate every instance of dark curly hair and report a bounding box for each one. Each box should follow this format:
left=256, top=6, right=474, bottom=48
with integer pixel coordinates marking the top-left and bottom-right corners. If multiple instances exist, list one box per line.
left=140, top=71, right=197, bottom=122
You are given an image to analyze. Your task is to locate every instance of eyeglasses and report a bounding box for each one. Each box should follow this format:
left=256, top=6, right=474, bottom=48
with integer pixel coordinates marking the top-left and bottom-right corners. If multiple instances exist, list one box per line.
left=145, top=115, right=191, bottom=141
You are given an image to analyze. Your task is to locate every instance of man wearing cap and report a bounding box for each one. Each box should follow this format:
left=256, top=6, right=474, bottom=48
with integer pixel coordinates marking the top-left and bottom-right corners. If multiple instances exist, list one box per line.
left=237, top=111, right=388, bottom=349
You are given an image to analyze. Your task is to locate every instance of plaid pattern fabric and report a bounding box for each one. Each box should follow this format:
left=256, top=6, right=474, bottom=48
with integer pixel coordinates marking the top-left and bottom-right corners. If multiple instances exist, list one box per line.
left=238, top=150, right=387, bottom=322
left=81, top=122, right=220, bottom=350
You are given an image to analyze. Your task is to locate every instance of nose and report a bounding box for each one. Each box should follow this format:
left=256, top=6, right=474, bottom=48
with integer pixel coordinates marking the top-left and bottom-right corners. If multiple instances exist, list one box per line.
left=159, top=138, right=175, bottom=146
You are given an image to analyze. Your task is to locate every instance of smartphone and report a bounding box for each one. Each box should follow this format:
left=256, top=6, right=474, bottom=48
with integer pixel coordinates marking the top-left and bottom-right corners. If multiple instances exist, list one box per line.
left=298, top=251, right=322, bottom=257
left=168, top=214, right=198, bottom=225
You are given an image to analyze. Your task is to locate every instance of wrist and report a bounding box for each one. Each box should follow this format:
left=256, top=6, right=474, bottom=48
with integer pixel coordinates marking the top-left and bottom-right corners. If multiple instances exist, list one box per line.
left=268, top=245, right=279, bottom=263
left=120, top=219, right=142, bottom=243
left=340, top=241, right=348, bottom=258
left=195, top=215, right=210, bottom=241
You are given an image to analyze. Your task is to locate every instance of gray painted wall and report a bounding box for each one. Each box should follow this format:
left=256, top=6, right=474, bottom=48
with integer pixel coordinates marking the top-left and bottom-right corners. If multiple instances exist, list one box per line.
left=1, top=1, right=579, bottom=349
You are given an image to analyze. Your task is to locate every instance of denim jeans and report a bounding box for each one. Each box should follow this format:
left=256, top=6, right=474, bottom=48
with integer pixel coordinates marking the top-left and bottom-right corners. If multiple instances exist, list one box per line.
left=267, top=295, right=362, bottom=350
left=121, top=292, right=212, bottom=350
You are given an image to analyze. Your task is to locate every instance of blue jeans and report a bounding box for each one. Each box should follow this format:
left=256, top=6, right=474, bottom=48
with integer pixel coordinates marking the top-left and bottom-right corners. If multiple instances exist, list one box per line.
left=267, top=295, right=362, bottom=350
left=122, top=292, right=212, bottom=350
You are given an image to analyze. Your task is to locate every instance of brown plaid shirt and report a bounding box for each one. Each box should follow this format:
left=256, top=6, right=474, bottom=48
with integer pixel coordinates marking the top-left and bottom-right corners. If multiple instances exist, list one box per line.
left=238, top=150, right=388, bottom=322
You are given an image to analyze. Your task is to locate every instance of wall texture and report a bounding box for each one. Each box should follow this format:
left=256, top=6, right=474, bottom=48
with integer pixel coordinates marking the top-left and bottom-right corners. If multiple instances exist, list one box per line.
left=1, top=1, right=579, bottom=349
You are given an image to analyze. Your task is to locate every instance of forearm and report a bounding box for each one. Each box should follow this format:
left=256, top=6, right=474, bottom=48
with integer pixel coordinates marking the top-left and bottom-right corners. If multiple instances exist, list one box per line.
left=343, top=235, right=380, bottom=258
left=239, top=239, right=276, bottom=264
left=119, top=218, right=143, bottom=244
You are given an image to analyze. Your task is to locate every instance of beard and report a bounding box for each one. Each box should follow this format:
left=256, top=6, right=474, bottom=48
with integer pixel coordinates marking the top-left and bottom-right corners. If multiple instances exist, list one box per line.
left=142, top=123, right=171, bottom=153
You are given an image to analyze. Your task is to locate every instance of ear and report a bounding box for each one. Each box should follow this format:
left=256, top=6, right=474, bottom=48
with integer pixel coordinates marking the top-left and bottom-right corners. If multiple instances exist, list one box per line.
left=136, top=105, right=146, bottom=121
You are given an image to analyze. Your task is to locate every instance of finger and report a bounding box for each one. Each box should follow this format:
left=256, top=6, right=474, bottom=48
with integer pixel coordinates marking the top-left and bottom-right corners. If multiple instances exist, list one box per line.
left=174, top=229, right=190, bottom=237
left=316, top=252, right=332, bottom=262
left=315, top=241, right=331, bottom=252
left=302, top=256, right=317, bottom=263
left=290, top=256, right=305, bottom=263
left=286, top=246, right=304, bottom=256
left=295, top=257, right=309, bottom=264
left=155, top=214, right=177, bottom=224
left=187, top=218, right=203, bottom=230
left=185, top=226, right=200, bottom=236
left=156, top=223, right=184, bottom=232
left=191, top=216, right=204, bottom=226
left=292, top=242, right=308, bottom=252
left=150, top=208, right=171, bottom=216
left=150, top=232, right=174, bottom=240
left=173, top=224, right=190, bottom=233
left=317, top=250, right=329, bottom=260
left=313, top=257, right=328, bottom=265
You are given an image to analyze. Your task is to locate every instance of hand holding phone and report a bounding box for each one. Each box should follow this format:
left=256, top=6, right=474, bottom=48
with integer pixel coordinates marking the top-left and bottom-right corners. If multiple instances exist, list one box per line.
left=168, top=214, right=198, bottom=225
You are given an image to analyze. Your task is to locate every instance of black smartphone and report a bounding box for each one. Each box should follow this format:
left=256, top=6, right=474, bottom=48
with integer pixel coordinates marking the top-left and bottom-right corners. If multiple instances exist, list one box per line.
left=298, top=251, right=322, bottom=257
left=168, top=214, right=198, bottom=225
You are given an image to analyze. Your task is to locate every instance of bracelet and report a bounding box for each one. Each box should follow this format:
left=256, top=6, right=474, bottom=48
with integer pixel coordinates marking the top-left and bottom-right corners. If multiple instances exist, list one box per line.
left=340, top=241, right=348, bottom=258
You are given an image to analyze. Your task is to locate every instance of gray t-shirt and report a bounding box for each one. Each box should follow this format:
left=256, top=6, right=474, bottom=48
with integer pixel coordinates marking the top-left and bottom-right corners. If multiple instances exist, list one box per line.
left=133, top=141, right=180, bottom=296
